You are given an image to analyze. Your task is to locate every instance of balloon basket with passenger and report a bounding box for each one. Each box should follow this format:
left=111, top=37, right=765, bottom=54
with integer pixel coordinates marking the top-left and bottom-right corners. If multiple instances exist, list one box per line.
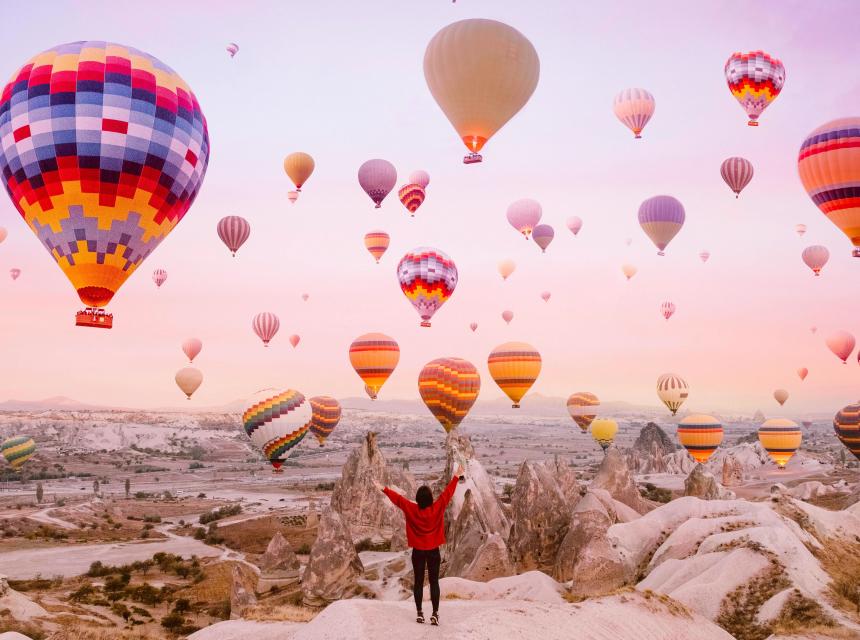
left=75, top=308, right=113, bottom=329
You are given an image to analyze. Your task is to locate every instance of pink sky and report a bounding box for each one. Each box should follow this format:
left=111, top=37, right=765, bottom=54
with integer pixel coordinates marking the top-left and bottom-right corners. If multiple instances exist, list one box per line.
left=2, top=0, right=860, bottom=414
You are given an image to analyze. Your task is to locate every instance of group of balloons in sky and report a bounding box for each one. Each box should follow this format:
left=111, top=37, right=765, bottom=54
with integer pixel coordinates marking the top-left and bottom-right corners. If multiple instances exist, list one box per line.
left=1, top=22, right=860, bottom=471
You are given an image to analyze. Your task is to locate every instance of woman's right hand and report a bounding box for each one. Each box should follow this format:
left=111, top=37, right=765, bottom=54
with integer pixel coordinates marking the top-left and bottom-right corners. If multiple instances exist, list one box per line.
left=454, top=464, right=465, bottom=478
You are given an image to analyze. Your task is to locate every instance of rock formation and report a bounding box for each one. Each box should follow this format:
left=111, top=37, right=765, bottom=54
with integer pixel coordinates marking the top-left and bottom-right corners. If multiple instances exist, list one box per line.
left=721, top=452, right=744, bottom=486
left=302, top=507, right=364, bottom=606
left=626, top=422, right=676, bottom=474
left=306, top=498, right=318, bottom=528
left=591, top=447, right=651, bottom=514
left=445, top=489, right=514, bottom=581
left=258, top=531, right=300, bottom=579
left=684, top=464, right=732, bottom=500
left=229, top=564, right=257, bottom=619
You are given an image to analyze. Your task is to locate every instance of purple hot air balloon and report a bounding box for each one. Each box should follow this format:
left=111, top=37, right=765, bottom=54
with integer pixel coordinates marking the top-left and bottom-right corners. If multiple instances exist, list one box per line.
left=217, top=216, right=251, bottom=257
left=532, top=224, right=554, bottom=253
left=358, top=159, right=397, bottom=208
left=638, top=195, right=685, bottom=256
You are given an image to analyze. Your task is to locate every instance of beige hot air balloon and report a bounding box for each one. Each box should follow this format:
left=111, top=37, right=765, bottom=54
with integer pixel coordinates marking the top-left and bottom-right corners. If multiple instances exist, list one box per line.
left=175, top=367, right=203, bottom=400
left=773, top=388, right=789, bottom=406
left=622, top=263, right=637, bottom=280
left=283, top=152, right=315, bottom=192
left=424, top=19, right=540, bottom=164
left=498, top=259, right=516, bottom=280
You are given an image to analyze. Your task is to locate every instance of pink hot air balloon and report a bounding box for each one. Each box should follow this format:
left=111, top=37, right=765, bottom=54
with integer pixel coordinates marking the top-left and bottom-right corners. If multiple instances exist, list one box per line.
left=566, top=216, right=582, bottom=236
left=699, top=250, right=711, bottom=263
left=638, top=195, right=685, bottom=256
left=358, top=159, right=397, bottom=208
left=10, top=268, right=20, bottom=281
left=152, top=269, right=167, bottom=288
left=408, top=170, right=430, bottom=189
left=289, top=334, right=301, bottom=348
left=502, top=310, right=514, bottom=324
left=720, top=157, right=754, bottom=198
left=469, top=322, right=478, bottom=332
left=507, top=199, right=542, bottom=239
left=287, top=191, right=299, bottom=204
left=217, top=216, right=251, bottom=257
left=801, top=245, right=829, bottom=276
left=826, top=330, right=855, bottom=363
left=795, top=224, right=807, bottom=237
left=661, top=301, right=676, bottom=320
left=797, top=367, right=808, bottom=381
left=613, top=88, right=655, bottom=139
left=182, top=338, right=203, bottom=363
left=302, top=293, right=309, bottom=302
left=252, top=312, right=280, bottom=347
left=541, top=291, right=551, bottom=302
left=532, top=224, right=554, bottom=253
left=226, top=43, right=239, bottom=58
left=810, top=326, right=817, bottom=334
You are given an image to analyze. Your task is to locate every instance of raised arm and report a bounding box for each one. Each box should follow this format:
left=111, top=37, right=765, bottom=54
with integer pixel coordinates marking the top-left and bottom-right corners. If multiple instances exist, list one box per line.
left=373, top=478, right=409, bottom=511
left=435, top=464, right=464, bottom=511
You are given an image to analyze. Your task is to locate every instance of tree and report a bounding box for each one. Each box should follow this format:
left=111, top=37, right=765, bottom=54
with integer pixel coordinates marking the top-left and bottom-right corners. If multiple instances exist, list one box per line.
left=125, top=477, right=130, bottom=498
left=35, top=482, right=44, bottom=504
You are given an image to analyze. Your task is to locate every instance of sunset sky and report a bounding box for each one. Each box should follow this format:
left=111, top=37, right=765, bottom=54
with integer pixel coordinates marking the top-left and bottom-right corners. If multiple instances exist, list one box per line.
left=2, top=0, right=860, bottom=415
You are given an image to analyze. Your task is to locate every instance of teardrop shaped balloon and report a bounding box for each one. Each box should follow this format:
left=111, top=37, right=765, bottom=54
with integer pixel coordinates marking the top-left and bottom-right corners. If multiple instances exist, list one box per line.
left=810, top=326, right=817, bottom=334
left=364, top=230, right=390, bottom=264
left=622, top=263, right=638, bottom=280
left=252, top=312, right=280, bottom=347
left=469, top=322, right=478, bottom=332
left=725, top=51, right=785, bottom=126
left=773, top=388, right=789, bottom=406
left=423, top=19, right=539, bottom=163
left=0, top=227, right=6, bottom=243
left=567, top=216, right=582, bottom=236
left=758, top=418, right=801, bottom=469
left=826, top=330, right=855, bottom=363
left=540, top=291, right=551, bottom=302
left=397, top=247, right=458, bottom=327
left=408, top=170, right=430, bottom=189
left=567, top=392, right=599, bottom=433
left=798, top=118, right=860, bottom=256
left=0, top=42, right=209, bottom=324
left=418, top=357, right=481, bottom=433
left=243, top=389, right=311, bottom=472
left=502, top=310, right=513, bottom=324
left=226, top=43, right=239, bottom=58
left=532, top=224, right=554, bottom=253
left=283, top=152, right=315, bottom=192
left=498, top=259, right=516, bottom=280
left=10, top=268, right=21, bottom=281
left=349, top=333, right=400, bottom=400
left=1, top=435, right=36, bottom=470
left=720, top=157, right=754, bottom=197
left=677, top=414, right=723, bottom=463
left=175, top=367, right=203, bottom=400
left=833, top=402, right=860, bottom=462
left=398, top=184, right=426, bottom=216
left=301, top=293, right=309, bottom=302
left=289, top=334, right=301, bottom=348
left=699, top=251, right=711, bottom=263
left=182, top=338, right=202, bottom=363
left=217, top=216, right=251, bottom=257
left=795, top=223, right=807, bottom=237
left=590, top=419, right=618, bottom=452
left=657, top=373, right=688, bottom=416
left=507, top=199, right=542, bottom=239
left=613, top=88, right=655, bottom=139
left=288, top=191, right=299, bottom=204
left=152, top=269, right=168, bottom=289
left=487, top=341, right=541, bottom=408
left=802, top=245, right=829, bottom=276
left=660, top=301, right=676, bottom=320
left=638, top=196, right=685, bottom=256
left=797, top=367, right=808, bottom=381
left=358, top=159, right=397, bottom=208
left=309, top=396, right=342, bottom=446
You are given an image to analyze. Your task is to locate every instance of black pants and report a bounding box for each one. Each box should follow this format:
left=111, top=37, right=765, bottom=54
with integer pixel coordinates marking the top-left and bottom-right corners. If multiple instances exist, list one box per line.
left=411, top=547, right=441, bottom=613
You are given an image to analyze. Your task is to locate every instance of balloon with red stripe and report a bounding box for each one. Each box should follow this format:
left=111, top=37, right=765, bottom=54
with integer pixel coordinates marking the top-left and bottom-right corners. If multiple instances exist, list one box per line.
left=252, top=312, right=280, bottom=347
left=720, top=157, right=754, bottom=198
left=217, top=216, right=251, bottom=257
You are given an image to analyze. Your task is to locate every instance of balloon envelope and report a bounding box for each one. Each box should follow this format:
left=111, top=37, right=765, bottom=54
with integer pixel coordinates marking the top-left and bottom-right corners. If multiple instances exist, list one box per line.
left=182, top=338, right=202, bottom=363
left=590, top=419, right=618, bottom=451
left=758, top=418, right=801, bottom=469
left=408, top=170, right=430, bottom=189
left=725, top=51, right=785, bottom=125
left=226, top=43, right=239, bottom=57
left=175, top=367, right=203, bottom=400
left=418, top=357, right=481, bottom=433
left=661, top=301, right=676, bottom=320
left=0, top=227, right=6, bottom=243
left=502, top=310, right=513, bottom=324
left=289, top=334, right=301, bottom=348
left=699, top=251, right=711, bottom=263
left=349, top=333, right=400, bottom=399
left=541, top=291, right=551, bottom=302
left=773, top=388, right=789, bottom=406
left=532, top=224, right=554, bottom=253
left=638, top=195, right=685, bottom=255
left=242, top=389, right=311, bottom=471
left=487, top=342, right=541, bottom=408
left=283, top=152, right=315, bottom=191
left=1, top=435, right=36, bottom=470
left=10, top=268, right=21, bottom=281
left=567, top=216, right=582, bottom=236
left=833, top=402, right=860, bottom=461
left=622, top=263, right=638, bottom=280
left=677, top=414, right=723, bottom=463
left=826, top=330, right=855, bottom=363
left=358, top=159, right=397, bottom=208
left=309, top=396, right=342, bottom=446
left=567, top=392, right=599, bottom=433
left=398, top=183, right=426, bottom=216
left=469, top=322, right=478, bottom=332
left=397, top=248, right=458, bottom=327
left=795, top=223, right=807, bottom=237
left=152, top=269, right=167, bottom=288
left=720, top=157, right=754, bottom=197
left=801, top=245, right=829, bottom=276
left=498, top=259, right=516, bottom=280
left=657, top=373, right=688, bottom=415
left=507, top=199, right=542, bottom=239
left=252, top=312, right=280, bottom=346
left=364, top=231, right=390, bottom=263
left=217, top=216, right=251, bottom=257
left=797, top=367, right=808, bottom=381
left=613, top=88, right=655, bottom=138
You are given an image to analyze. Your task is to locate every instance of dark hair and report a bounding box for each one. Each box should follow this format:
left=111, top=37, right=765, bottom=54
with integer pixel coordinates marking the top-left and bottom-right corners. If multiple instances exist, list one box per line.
left=415, top=485, right=433, bottom=509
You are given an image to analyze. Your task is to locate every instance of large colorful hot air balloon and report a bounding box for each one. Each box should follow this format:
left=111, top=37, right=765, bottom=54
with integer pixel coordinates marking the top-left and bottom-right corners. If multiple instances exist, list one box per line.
left=797, top=367, right=808, bottom=381
left=397, top=248, right=458, bottom=327
left=622, top=263, right=637, bottom=281
left=613, top=88, right=655, bottom=139
left=725, top=51, right=785, bottom=126
left=758, top=418, right=801, bottom=469
left=10, top=268, right=20, bottom=281
left=567, top=216, right=582, bottom=236
left=0, top=42, right=210, bottom=327
left=798, top=118, right=860, bottom=256
left=657, top=373, right=688, bottom=415
left=506, top=199, right=542, bottom=239
left=567, top=392, right=599, bottom=433
left=423, top=19, right=539, bottom=163
left=418, top=357, right=481, bottom=433
left=253, top=312, right=280, bottom=347
left=699, top=251, right=711, bottom=263
left=801, top=245, right=829, bottom=276
left=677, top=414, right=723, bottom=463
left=826, top=330, right=855, bottom=363
left=773, top=388, right=789, bottom=406
left=217, top=216, right=251, bottom=257
left=409, top=170, right=430, bottom=189
left=720, top=157, right=754, bottom=198
left=833, top=402, right=860, bottom=461
left=364, top=231, right=390, bottom=263
left=349, top=333, right=400, bottom=400
left=532, top=224, right=554, bottom=253
left=358, top=159, right=397, bottom=208
left=283, top=152, right=315, bottom=193
left=660, top=301, right=676, bottom=321
left=498, top=259, right=516, bottom=280
left=487, top=342, right=541, bottom=408
left=182, top=338, right=202, bottom=363
left=1, top=435, right=36, bottom=470
left=152, top=269, right=167, bottom=289
left=501, top=310, right=513, bottom=324
left=590, top=419, right=618, bottom=452
left=175, top=367, right=203, bottom=400
left=795, top=223, right=807, bottom=238
left=242, top=389, right=311, bottom=472
left=309, top=396, right=342, bottom=446
left=398, top=183, right=426, bottom=216
left=226, top=43, right=239, bottom=58
left=638, top=196, right=685, bottom=256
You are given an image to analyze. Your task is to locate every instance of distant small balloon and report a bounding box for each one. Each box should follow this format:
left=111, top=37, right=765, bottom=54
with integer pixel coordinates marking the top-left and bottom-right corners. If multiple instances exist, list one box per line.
left=0, top=227, right=6, bottom=243
left=226, top=43, right=239, bottom=58
left=182, top=338, right=203, bottom=363
left=613, top=88, right=655, bottom=139
left=810, top=326, right=817, bottom=334
left=801, top=245, right=829, bottom=276
left=253, top=312, right=280, bottom=347
left=302, top=293, right=309, bottom=302
left=720, top=157, right=754, bottom=197
left=152, top=269, right=167, bottom=288
left=217, top=216, right=251, bottom=257
left=797, top=367, right=808, bottom=381
left=532, top=224, right=554, bottom=253
left=175, top=367, right=203, bottom=400
left=826, top=330, right=855, bottom=363
left=398, top=183, right=426, bottom=216
left=364, top=231, right=390, bottom=264
left=469, top=322, right=478, bottom=332
left=498, top=259, right=516, bottom=280
left=638, top=195, right=685, bottom=256
left=541, top=291, right=551, bottom=302
left=566, top=216, right=582, bottom=236
left=625, top=237, right=632, bottom=247
left=773, top=388, right=789, bottom=406
left=502, top=310, right=513, bottom=324
left=289, top=334, right=301, bottom=348
left=287, top=191, right=299, bottom=204
left=660, top=301, right=676, bottom=320
left=408, top=170, right=430, bottom=189
left=10, top=268, right=20, bottom=281
left=507, top=199, right=542, bottom=239
left=795, top=224, right=807, bottom=237
left=283, top=152, right=315, bottom=192
left=622, top=263, right=637, bottom=280
left=699, top=250, right=710, bottom=263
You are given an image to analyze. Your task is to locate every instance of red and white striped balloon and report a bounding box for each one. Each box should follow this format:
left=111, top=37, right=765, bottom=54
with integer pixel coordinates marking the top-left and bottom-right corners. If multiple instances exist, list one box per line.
left=152, top=269, right=167, bottom=288
left=801, top=245, right=829, bottom=276
left=253, top=312, right=280, bottom=347
left=217, top=216, right=251, bottom=257
left=720, top=157, right=754, bottom=198
left=613, top=88, right=655, bottom=139
left=660, top=301, right=676, bottom=320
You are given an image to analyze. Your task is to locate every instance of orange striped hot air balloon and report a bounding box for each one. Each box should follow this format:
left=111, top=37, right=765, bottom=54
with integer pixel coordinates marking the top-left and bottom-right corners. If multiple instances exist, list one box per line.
left=758, top=418, right=802, bottom=469
left=567, top=392, right=599, bottom=433
left=349, top=333, right=400, bottom=400
left=657, top=373, right=688, bottom=415
left=487, top=342, right=541, bottom=408
left=834, top=402, right=860, bottom=461
left=398, top=184, right=426, bottom=216
left=308, top=396, right=342, bottom=446
left=677, top=414, right=723, bottom=464
left=364, top=231, right=390, bottom=264
left=418, top=357, right=481, bottom=433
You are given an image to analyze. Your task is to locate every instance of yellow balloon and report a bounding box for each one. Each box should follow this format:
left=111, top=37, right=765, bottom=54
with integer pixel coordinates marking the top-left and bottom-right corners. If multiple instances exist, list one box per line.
left=758, top=418, right=802, bottom=469
left=590, top=418, right=618, bottom=451
left=487, top=341, right=541, bottom=408
left=283, top=152, right=315, bottom=192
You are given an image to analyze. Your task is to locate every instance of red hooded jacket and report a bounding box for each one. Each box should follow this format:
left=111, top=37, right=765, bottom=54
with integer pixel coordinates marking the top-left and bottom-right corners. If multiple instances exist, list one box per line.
left=383, top=477, right=458, bottom=550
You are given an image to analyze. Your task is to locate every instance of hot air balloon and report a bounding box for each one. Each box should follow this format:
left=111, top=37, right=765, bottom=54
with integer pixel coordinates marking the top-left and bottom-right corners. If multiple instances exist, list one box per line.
left=795, top=223, right=807, bottom=237
left=532, top=224, right=554, bottom=253
left=424, top=19, right=539, bottom=163
left=0, top=42, right=210, bottom=328
left=774, top=389, right=789, bottom=406
left=622, top=264, right=638, bottom=280
left=567, top=392, right=599, bottom=433
left=349, top=333, right=400, bottom=400
left=217, top=216, right=251, bottom=257
left=288, top=191, right=299, bottom=204
left=638, top=196, right=685, bottom=256
left=358, top=159, right=397, bottom=208
left=487, top=341, right=541, bottom=408
left=797, top=367, right=808, bottom=381
left=253, top=312, right=280, bottom=347
left=826, top=330, right=855, bottom=363
left=242, top=389, right=311, bottom=472
left=418, top=357, right=481, bottom=433
left=152, top=269, right=168, bottom=288
left=506, top=199, right=542, bottom=239
left=541, top=291, right=551, bottom=302
left=613, top=88, right=655, bottom=139
left=289, top=334, right=301, bottom=348
left=657, top=373, right=688, bottom=416
left=409, top=170, right=430, bottom=189
left=720, top=157, right=754, bottom=197
left=758, top=418, right=801, bottom=469
left=398, top=184, right=426, bottom=216
left=182, top=338, right=202, bottom=363
left=833, top=402, right=860, bottom=461
left=677, top=415, right=723, bottom=463
left=798, top=118, right=860, bottom=256
left=590, top=419, right=618, bottom=452
left=469, top=322, right=478, bottom=332
left=397, top=248, right=458, bottom=327
left=1, top=435, right=36, bottom=470
left=364, top=231, right=390, bottom=264
left=10, top=268, right=20, bottom=281
left=0, top=227, right=6, bottom=243
left=502, top=310, right=513, bottom=324
left=725, top=51, right=785, bottom=126
left=301, top=293, right=309, bottom=302
left=175, top=367, right=203, bottom=400
left=802, top=245, right=829, bottom=276
left=309, top=396, right=342, bottom=446
left=802, top=420, right=812, bottom=429
left=498, top=259, right=516, bottom=280
left=567, top=216, right=582, bottom=236
left=283, top=152, right=315, bottom=192
left=226, top=43, right=239, bottom=58
left=660, top=301, right=676, bottom=321
left=810, top=326, right=818, bottom=334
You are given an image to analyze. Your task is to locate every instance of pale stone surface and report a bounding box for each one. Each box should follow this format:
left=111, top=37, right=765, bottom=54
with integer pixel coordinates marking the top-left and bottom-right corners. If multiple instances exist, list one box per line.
left=301, top=507, right=364, bottom=607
